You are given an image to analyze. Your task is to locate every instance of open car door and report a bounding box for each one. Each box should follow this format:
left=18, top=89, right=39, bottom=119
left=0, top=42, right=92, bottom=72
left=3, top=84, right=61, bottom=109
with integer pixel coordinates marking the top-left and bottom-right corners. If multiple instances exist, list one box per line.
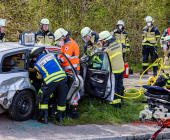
left=48, top=50, right=83, bottom=105
left=84, top=51, right=112, bottom=99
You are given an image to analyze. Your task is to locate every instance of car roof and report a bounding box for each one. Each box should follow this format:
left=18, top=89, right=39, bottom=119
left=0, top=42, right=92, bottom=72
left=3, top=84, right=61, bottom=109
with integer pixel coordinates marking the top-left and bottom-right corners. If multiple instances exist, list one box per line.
left=0, top=42, right=61, bottom=52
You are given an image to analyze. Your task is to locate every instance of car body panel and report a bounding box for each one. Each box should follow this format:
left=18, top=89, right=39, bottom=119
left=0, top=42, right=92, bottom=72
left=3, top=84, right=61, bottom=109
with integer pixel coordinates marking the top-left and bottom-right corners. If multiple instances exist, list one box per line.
left=0, top=42, right=83, bottom=115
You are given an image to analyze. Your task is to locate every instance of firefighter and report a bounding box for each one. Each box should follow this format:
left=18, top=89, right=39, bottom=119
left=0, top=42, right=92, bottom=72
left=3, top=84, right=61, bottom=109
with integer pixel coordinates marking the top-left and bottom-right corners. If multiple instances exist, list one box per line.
left=160, top=21, right=170, bottom=48
left=0, top=19, right=6, bottom=42
left=99, top=31, right=125, bottom=108
left=110, top=20, right=130, bottom=60
left=54, top=28, right=80, bottom=118
left=35, top=18, right=55, bottom=45
left=30, top=47, right=67, bottom=123
left=81, top=27, right=102, bottom=56
left=154, top=36, right=170, bottom=88
left=141, top=16, right=160, bottom=76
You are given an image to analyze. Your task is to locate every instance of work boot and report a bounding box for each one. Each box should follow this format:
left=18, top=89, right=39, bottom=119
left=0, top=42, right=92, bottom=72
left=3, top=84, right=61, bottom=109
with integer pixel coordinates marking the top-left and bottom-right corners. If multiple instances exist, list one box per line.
left=111, top=103, right=121, bottom=109
left=69, top=105, right=79, bottom=118
left=56, top=117, right=63, bottom=123
left=140, top=71, right=148, bottom=75
left=38, top=116, right=48, bottom=124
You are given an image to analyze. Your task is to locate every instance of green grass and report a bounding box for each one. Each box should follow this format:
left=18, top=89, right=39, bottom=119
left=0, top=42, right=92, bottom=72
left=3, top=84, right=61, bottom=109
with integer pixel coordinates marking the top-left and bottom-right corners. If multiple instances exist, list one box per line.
left=50, top=93, right=147, bottom=126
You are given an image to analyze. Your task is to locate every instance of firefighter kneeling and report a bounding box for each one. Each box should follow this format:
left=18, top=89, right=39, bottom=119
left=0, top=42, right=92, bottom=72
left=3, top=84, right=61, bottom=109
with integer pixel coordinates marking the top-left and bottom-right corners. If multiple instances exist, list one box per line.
left=30, top=47, right=67, bottom=124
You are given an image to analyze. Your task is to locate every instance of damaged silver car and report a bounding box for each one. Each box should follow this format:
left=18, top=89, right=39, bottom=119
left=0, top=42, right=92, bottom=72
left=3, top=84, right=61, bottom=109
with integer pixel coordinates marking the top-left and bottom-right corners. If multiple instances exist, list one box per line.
left=0, top=42, right=83, bottom=121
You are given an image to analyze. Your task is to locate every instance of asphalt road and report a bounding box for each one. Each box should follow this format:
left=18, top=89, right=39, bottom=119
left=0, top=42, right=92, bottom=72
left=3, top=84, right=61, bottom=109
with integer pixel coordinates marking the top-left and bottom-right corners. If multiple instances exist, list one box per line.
left=1, top=71, right=169, bottom=140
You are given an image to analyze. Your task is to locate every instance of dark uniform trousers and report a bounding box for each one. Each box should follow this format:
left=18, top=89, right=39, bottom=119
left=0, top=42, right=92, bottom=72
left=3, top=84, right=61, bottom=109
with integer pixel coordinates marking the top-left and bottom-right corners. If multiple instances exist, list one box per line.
left=113, top=72, right=124, bottom=105
left=142, top=47, right=158, bottom=72
left=39, top=78, right=67, bottom=118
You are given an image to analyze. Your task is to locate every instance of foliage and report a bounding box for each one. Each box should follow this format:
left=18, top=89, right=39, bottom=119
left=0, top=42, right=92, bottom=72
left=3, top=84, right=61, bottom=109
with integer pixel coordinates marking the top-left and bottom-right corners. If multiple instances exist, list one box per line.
left=1, top=0, right=170, bottom=63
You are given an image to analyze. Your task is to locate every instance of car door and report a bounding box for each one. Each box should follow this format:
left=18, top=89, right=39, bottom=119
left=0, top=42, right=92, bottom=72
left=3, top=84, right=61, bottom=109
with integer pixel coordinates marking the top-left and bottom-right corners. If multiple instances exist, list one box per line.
left=48, top=50, right=83, bottom=105
left=84, top=51, right=112, bottom=99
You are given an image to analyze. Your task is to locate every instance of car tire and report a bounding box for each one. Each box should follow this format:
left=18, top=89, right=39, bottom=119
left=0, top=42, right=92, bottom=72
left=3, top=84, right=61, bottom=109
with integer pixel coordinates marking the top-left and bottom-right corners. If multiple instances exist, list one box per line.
left=8, top=90, right=35, bottom=121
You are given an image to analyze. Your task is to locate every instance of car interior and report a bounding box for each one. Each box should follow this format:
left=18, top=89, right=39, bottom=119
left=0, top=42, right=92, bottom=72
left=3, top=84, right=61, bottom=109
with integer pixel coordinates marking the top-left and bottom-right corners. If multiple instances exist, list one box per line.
left=2, top=52, right=26, bottom=72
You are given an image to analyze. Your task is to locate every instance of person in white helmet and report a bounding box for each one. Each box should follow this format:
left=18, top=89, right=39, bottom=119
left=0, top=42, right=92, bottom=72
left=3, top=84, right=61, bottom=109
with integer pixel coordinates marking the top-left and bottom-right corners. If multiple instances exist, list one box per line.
left=81, top=27, right=102, bottom=56
left=54, top=28, right=80, bottom=118
left=141, top=16, right=160, bottom=76
left=110, top=20, right=130, bottom=60
left=35, top=18, right=55, bottom=45
left=99, top=31, right=124, bottom=108
left=0, top=19, right=6, bottom=42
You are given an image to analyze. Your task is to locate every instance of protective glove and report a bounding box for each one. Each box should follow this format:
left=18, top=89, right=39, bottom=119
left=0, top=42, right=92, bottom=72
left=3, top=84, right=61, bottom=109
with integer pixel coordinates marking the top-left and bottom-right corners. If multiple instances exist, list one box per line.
left=36, top=89, right=43, bottom=102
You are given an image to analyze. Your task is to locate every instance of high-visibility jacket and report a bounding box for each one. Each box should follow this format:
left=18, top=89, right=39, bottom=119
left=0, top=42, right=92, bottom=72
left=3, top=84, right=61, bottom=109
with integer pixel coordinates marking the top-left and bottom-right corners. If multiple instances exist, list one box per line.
left=35, top=30, right=55, bottom=45
left=59, top=37, right=80, bottom=72
left=84, top=32, right=102, bottom=56
left=142, top=26, right=160, bottom=48
left=34, top=53, right=66, bottom=85
left=0, top=33, right=5, bottom=42
left=161, top=45, right=170, bottom=74
left=102, top=37, right=124, bottom=74
left=160, top=28, right=170, bottom=48
left=110, top=28, right=130, bottom=52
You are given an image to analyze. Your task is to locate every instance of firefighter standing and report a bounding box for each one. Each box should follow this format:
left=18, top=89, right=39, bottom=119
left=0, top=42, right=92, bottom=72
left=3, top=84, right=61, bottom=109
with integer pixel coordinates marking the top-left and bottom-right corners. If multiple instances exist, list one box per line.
left=99, top=31, right=124, bottom=108
left=54, top=28, right=80, bottom=118
left=141, top=16, right=160, bottom=76
left=30, top=47, right=67, bottom=123
left=35, top=18, right=55, bottom=45
left=0, top=19, right=6, bottom=42
left=154, top=36, right=170, bottom=88
left=160, top=21, right=170, bottom=48
left=81, top=27, right=102, bottom=56
left=110, top=20, right=130, bottom=60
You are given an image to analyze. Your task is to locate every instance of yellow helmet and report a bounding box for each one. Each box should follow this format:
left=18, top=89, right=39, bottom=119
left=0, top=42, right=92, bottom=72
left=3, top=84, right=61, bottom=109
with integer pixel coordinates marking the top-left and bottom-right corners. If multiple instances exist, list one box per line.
left=148, top=76, right=156, bottom=85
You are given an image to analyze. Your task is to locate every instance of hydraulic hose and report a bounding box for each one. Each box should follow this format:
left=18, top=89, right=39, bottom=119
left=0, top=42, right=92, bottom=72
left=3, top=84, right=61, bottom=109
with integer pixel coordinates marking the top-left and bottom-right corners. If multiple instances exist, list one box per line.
left=114, top=58, right=163, bottom=99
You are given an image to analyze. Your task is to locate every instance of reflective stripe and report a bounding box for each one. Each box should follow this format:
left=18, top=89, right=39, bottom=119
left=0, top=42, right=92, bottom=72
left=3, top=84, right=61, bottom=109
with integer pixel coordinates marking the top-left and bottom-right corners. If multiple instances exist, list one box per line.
left=42, top=66, right=49, bottom=77
left=112, top=68, right=124, bottom=73
left=109, top=51, right=122, bottom=60
left=152, top=63, right=158, bottom=66
left=142, top=63, right=149, bottom=66
left=109, top=99, right=121, bottom=104
left=63, top=64, right=80, bottom=70
left=116, top=40, right=125, bottom=43
left=162, top=73, right=169, bottom=79
left=142, top=43, right=155, bottom=46
left=44, top=71, right=65, bottom=81
left=46, top=74, right=66, bottom=84
left=39, top=104, right=48, bottom=109
left=155, top=35, right=161, bottom=38
left=60, top=57, right=65, bottom=63
left=161, top=37, right=165, bottom=39
left=70, top=55, right=79, bottom=59
left=146, top=37, right=155, bottom=40
left=162, top=66, right=170, bottom=69
left=57, top=105, right=66, bottom=111
left=54, top=59, right=63, bottom=71
left=167, top=80, right=170, bottom=84
left=126, top=43, right=130, bottom=46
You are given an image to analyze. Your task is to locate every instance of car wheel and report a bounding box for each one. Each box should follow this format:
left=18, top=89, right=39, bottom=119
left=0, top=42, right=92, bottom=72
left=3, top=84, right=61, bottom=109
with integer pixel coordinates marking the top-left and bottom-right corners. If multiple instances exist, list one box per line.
left=8, top=90, right=35, bottom=121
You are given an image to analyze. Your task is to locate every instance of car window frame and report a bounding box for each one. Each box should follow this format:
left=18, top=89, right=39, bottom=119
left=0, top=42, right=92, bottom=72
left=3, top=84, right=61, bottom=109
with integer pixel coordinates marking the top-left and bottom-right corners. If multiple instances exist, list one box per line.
left=0, top=49, right=29, bottom=74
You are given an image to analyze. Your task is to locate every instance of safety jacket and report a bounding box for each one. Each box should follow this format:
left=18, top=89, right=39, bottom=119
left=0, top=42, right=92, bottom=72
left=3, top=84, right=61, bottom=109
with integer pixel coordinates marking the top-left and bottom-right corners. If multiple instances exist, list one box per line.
left=59, top=37, right=80, bottom=72
left=102, top=37, right=124, bottom=74
left=34, top=53, right=66, bottom=85
left=0, top=33, right=5, bottom=42
left=142, top=26, right=160, bottom=48
left=160, top=28, right=170, bottom=48
left=35, top=30, right=55, bottom=45
left=84, top=32, right=102, bottom=55
left=110, top=28, right=130, bottom=52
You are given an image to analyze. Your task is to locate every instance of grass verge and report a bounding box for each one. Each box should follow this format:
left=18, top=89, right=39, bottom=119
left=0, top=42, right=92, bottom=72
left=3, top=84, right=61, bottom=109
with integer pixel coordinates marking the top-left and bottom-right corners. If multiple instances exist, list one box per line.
left=50, top=92, right=147, bottom=126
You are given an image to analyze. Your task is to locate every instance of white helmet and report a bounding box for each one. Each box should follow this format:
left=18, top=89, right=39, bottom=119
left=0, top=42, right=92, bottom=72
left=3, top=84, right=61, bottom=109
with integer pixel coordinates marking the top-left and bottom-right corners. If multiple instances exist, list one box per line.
left=99, top=31, right=112, bottom=41
left=116, top=20, right=125, bottom=26
left=81, top=27, right=92, bottom=38
left=40, top=18, right=50, bottom=25
left=144, top=16, right=154, bottom=22
left=0, top=19, right=6, bottom=27
left=54, top=28, right=68, bottom=41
